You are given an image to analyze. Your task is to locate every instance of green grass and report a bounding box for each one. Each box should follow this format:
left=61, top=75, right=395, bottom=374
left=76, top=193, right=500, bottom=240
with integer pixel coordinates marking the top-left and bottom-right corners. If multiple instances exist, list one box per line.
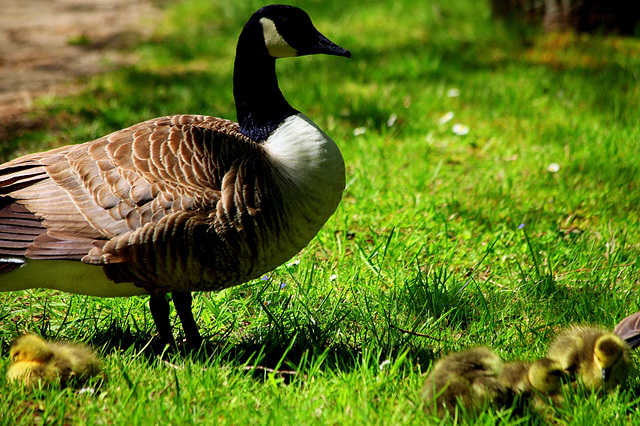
left=2, top=0, right=640, bottom=423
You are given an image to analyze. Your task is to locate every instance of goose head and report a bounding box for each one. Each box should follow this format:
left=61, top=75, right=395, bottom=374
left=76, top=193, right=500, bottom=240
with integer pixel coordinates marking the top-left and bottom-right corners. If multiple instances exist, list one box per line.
left=10, top=334, right=54, bottom=364
left=593, top=334, right=627, bottom=382
left=528, top=358, right=566, bottom=394
left=251, top=5, right=351, bottom=59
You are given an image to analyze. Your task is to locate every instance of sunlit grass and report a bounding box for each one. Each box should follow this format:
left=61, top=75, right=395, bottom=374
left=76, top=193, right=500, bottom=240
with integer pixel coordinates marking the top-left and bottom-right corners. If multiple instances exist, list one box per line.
left=1, top=0, right=640, bottom=424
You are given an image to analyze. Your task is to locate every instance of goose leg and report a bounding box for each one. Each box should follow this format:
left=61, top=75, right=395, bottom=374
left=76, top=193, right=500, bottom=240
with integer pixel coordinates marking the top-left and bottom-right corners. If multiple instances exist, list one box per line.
left=172, top=291, right=203, bottom=350
left=149, top=294, right=176, bottom=347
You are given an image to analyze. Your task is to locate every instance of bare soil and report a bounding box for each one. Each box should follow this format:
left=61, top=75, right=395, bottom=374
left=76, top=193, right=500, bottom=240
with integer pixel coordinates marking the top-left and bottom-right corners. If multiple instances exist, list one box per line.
left=0, top=0, right=159, bottom=142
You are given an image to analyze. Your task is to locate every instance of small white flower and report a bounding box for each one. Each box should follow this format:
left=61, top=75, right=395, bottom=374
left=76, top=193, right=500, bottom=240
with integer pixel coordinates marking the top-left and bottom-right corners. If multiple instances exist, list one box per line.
left=447, top=88, right=460, bottom=98
left=78, top=387, right=96, bottom=395
left=329, top=274, right=337, bottom=281
left=438, top=111, right=454, bottom=124
left=353, top=127, right=366, bottom=136
left=452, top=123, right=469, bottom=135
left=286, top=259, right=300, bottom=267
left=386, top=113, right=398, bottom=127
left=547, top=163, right=560, bottom=173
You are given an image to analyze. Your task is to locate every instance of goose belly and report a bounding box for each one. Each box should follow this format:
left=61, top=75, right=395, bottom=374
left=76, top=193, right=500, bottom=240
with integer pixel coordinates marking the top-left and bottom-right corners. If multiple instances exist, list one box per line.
left=0, top=259, right=148, bottom=297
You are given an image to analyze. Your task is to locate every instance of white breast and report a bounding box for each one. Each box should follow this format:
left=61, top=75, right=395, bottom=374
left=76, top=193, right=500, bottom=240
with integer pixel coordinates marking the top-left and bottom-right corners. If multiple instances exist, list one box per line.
left=267, top=115, right=344, bottom=221
left=263, top=113, right=345, bottom=254
left=265, top=114, right=345, bottom=206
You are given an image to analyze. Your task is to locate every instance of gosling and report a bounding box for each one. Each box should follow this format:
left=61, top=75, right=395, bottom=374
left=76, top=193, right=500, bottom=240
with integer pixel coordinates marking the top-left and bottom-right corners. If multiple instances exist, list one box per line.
left=7, top=334, right=101, bottom=387
left=422, top=346, right=506, bottom=417
left=500, top=358, right=566, bottom=396
left=547, top=325, right=630, bottom=391
left=499, top=357, right=567, bottom=413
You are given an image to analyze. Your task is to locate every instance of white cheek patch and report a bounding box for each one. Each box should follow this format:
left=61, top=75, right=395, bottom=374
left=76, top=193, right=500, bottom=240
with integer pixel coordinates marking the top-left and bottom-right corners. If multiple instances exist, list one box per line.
left=260, top=17, right=298, bottom=58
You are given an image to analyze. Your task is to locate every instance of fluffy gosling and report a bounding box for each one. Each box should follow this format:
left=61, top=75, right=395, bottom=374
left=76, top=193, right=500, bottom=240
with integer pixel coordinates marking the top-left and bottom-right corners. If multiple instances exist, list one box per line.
left=500, top=358, right=566, bottom=396
left=547, top=325, right=630, bottom=391
left=422, top=347, right=507, bottom=417
left=499, top=357, right=567, bottom=414
left=7, top=334, right=101, bottom=387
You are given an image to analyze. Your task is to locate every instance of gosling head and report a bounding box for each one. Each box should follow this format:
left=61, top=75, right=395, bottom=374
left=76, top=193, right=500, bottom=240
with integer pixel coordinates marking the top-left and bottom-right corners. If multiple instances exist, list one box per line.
left=9, top=334, right=54, bottom=364
left=528, top=358, right=567, bottom=394
left=594, top=334, right=627, bottom=382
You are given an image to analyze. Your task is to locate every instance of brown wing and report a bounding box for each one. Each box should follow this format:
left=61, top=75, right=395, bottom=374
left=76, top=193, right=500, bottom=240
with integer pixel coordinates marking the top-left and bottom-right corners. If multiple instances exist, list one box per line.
left=94, top=148, right=286, bottom=293
left=614, top=312, right=640, bottom=349
left=0, top=115, right=257, bottom=263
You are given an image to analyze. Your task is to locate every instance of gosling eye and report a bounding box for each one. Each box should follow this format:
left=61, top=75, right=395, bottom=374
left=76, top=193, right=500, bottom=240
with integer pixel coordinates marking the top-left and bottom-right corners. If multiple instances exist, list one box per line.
left=12, top=352, right=20, bottom=362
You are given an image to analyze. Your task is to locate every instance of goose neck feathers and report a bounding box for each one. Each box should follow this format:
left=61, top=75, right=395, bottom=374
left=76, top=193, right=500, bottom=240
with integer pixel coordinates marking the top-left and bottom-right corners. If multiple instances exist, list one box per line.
left=233, top=27, right=294, bottom=142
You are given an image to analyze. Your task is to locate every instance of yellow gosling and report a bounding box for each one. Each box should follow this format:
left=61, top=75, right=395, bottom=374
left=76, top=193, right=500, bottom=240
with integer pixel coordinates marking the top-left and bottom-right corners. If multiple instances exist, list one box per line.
left=500, top=358, right=565, bottom=396
left=7, top=361, right=61, bottom=386
left=7, top=334, right=101, bottom=387
left=547, top=325, right=630, bottom=391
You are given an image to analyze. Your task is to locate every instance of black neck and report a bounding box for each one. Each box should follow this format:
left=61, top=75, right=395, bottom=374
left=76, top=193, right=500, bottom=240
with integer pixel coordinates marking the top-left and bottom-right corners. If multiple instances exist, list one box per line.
left=233, top=21, right=297, bottom=142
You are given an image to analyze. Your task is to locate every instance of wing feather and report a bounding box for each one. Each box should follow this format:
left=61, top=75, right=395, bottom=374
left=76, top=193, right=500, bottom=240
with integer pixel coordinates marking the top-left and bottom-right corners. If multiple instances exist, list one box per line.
left=615, top=312, right=640, bottom=349
left=0, top=115, right=256, bottom=266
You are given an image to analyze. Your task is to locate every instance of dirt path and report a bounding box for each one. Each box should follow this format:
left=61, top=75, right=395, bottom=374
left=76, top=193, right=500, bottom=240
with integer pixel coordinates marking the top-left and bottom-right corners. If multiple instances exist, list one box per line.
left=0, top=0, right=159, bottom=141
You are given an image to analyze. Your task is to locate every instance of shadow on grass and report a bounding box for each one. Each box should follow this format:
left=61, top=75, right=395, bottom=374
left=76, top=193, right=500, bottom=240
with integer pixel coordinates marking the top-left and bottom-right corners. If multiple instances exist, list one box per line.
left=87, top=320, right=437, bottom=384
left=80, top=265, right=475, bottom=381
left=83, top=268, right=456, bottom=378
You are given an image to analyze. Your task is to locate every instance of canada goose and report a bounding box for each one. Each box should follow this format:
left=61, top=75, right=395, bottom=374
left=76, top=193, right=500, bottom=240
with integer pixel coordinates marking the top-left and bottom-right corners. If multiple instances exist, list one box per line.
left=7, top=334, right=101, bottom=387
left=614, top=311, right=640, bottom=349
left=0, top=5, right=350, bottom=348
left=547, top=325, right=630, bottom=390
left=422, top=347, right=507, bottom=417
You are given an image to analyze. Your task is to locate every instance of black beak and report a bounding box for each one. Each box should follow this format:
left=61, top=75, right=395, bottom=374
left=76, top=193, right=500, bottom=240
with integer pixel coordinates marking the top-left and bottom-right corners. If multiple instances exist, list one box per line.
left=300, top=32, right=351, bottom=58
left=602, top=367, right=612, bottom=382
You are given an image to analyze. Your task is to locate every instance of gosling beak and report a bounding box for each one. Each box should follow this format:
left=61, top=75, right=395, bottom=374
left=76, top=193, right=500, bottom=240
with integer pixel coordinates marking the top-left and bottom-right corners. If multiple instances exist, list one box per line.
left=602, top=367, right=612, bottom=382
